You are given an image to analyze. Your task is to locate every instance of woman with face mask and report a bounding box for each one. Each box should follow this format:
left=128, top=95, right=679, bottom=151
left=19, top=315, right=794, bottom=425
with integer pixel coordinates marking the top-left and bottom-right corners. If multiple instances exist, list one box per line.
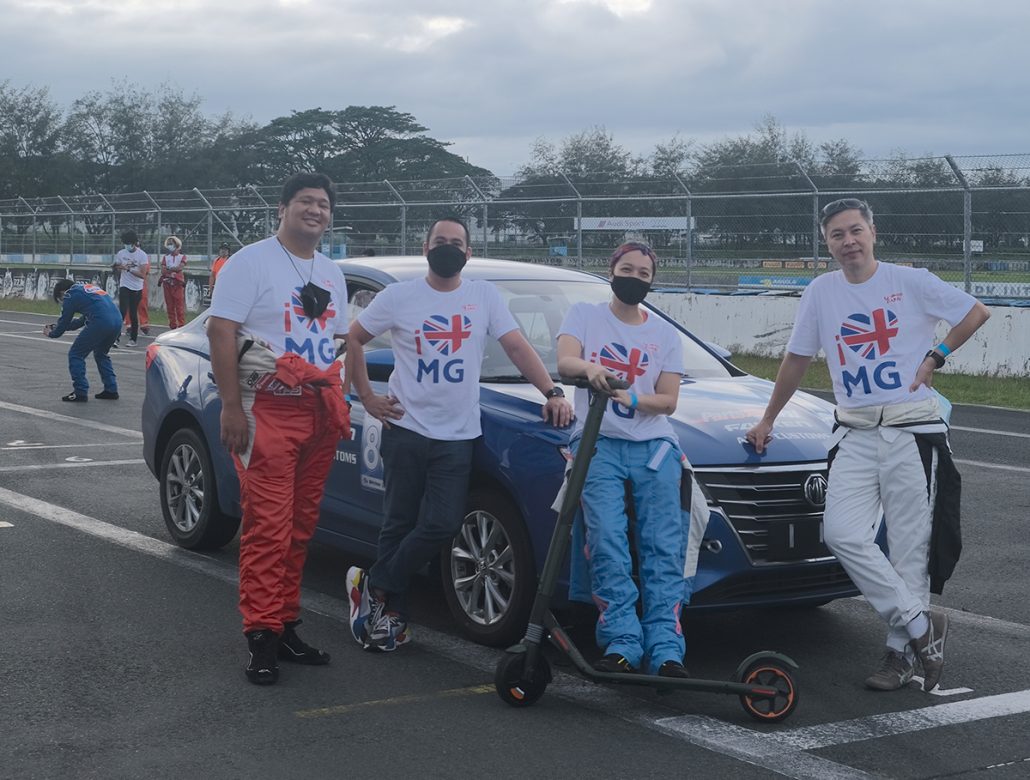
left=159, top=235, right=188, bottom=329
left=556, top=242, right=690, bottom=679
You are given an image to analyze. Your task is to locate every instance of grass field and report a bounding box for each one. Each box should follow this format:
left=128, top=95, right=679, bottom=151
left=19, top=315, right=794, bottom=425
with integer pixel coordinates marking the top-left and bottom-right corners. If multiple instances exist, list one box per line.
left=4, top=296, right=1025, bottom=409
left=730, top=353, right=1030, bottom=410
left=0, top=297, right=184, bottom=328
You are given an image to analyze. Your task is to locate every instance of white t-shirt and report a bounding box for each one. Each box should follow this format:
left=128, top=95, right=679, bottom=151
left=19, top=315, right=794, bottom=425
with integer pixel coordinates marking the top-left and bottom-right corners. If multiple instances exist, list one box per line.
left=357, top=277, right=519, bottom=441
left=208, top=236, right=348, bottom=371
left=559, top=301, right=684, bottom=442
left=115, top=247, right=149, bottom=292
left=786, top=263, right=977, bottom=408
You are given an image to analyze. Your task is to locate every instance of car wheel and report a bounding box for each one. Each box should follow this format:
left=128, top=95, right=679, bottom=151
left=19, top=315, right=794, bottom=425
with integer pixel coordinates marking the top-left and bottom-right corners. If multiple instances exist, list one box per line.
left=441, top=489, right=535, bottom=647
left=159, top=427, right=239, bottom=550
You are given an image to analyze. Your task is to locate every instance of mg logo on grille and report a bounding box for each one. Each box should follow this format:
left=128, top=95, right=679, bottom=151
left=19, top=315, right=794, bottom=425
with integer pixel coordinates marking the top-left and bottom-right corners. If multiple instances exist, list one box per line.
left=803, top=474, right=828, bottom=507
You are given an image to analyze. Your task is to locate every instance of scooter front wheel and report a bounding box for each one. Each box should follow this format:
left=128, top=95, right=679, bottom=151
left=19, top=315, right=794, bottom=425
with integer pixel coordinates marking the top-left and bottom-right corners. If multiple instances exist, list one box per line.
left=738, top=657, right=798, bottom=722
left=494, top=652, right=551, bottom=707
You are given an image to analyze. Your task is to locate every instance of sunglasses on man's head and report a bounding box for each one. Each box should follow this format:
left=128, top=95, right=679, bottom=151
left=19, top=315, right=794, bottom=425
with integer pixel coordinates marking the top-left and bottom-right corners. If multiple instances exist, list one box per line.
left=820, top=198, right=868, bottom=225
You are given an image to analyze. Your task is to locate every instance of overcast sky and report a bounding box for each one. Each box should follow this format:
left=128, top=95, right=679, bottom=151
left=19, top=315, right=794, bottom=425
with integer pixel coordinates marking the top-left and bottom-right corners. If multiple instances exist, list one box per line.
left=3, top=0, right=1028, bottom=174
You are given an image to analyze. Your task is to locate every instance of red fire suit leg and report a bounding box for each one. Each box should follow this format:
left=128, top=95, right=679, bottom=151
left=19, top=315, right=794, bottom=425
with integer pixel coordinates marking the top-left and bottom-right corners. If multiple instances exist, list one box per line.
left=163, top=283, right=186, bottom=329
left=234, top=390, right=338, bottom=634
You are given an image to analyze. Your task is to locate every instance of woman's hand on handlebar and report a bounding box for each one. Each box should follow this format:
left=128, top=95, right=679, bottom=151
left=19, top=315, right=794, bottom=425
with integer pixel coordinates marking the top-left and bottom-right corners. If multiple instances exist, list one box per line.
left=584, top=363, right=618, bottom=393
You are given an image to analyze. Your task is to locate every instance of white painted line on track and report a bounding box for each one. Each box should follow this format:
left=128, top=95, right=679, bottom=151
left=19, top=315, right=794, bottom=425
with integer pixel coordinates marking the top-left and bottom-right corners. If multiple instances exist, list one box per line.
left=5, top=486, right=1030, bottom=779
left=953, top=459, right=1030, bottom=474
left=951, top=425, right=1030, bottom=439
left=0, top=521, right=13, bottom=528
left=1, top=441, right=139, bottom=451
left=0, top=401, right=143, bottom=439
left=0, top=458, right=144, bottom=473
left=769, top=689, right=1030, bottom=751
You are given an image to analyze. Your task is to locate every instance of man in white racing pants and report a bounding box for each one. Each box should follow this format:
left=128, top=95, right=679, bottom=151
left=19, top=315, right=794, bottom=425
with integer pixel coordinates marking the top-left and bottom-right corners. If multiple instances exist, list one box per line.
left=746, top=198, right=990, bottom=692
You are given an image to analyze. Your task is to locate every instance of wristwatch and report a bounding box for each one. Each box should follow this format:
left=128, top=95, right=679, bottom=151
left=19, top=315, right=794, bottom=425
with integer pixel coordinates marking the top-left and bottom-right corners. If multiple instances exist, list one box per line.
left=544, top=386, right=565, bottom=400
left=924, top=349, right=946, bottom=369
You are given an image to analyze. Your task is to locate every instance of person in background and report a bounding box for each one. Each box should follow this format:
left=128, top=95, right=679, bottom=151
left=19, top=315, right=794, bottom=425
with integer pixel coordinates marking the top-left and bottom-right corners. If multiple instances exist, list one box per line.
left=113, top=230, right=149, bottom=347
left=45, top=278, right=121, bottom=402
left=159, top=235, right=188, bottom=329
left=746, top=198, right=990, bottom=692
left=556, top=242, right=690, bottom=678
left=209, top=242, right=232, bottom=297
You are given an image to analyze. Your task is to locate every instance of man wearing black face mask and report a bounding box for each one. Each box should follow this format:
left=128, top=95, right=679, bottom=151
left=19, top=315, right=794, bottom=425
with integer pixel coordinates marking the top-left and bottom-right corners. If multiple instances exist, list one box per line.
left=208, top=172, right=351, bottom=686
left=556, top=242, right=690, bottom=678
left=345, top=217, right=574, bottom=652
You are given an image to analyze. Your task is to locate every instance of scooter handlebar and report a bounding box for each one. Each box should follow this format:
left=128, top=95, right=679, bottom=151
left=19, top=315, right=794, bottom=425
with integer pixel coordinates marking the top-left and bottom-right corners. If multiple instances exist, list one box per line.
left=560, top=376, right=630, bottom=392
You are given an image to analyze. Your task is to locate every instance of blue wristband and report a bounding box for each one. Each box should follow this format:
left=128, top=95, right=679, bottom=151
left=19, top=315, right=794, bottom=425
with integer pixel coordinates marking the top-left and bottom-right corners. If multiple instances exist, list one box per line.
left=935, top=343, right=951, bottom=357
left=629, top=391, right=638, bottom=409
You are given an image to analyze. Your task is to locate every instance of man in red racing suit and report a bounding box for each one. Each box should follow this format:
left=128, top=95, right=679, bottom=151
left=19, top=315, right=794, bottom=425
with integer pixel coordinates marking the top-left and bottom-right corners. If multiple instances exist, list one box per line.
left=207, top=172, right=350, bottom=685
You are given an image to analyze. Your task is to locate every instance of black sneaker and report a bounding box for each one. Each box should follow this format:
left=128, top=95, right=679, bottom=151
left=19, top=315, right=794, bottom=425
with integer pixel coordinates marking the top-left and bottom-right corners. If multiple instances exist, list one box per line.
left=95, top=390, right=119, bottom=400
left=593, top=653, right=636, bottom=674
left=657, top=660, right=691, bottom=679
left=61, top=392, right=87, bottom=402
left=245, top=630, right=280, bottom=685
left=278, top=620, right=330, bottom=665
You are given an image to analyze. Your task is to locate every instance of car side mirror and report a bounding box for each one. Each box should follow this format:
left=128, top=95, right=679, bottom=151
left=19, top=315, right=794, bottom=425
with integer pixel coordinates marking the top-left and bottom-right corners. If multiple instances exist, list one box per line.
left=705, top=341, right=732, bottom=360
left=365, top=348, right=395, bottom=382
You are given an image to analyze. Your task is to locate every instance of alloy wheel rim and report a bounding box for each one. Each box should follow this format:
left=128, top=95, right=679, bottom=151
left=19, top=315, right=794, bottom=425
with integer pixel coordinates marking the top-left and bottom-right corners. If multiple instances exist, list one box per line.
left=449, top=509, right=516, bottom=626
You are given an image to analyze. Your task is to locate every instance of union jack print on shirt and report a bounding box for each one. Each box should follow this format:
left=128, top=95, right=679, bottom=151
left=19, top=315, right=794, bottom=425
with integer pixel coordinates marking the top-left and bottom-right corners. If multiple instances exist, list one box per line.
left=421, top=314, right=472, bottom=355
left=838, top=308, right=899, bottom=361
left=596, top=342, right=650, bottom=384
left=290, top=287, right=335, bottom=333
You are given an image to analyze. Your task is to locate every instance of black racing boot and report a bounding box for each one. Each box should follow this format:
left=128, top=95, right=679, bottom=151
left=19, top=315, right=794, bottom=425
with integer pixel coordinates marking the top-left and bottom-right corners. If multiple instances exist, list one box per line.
left=245, top=630, right=280, bottom=685
left=278, top=620, right=331, bottom=665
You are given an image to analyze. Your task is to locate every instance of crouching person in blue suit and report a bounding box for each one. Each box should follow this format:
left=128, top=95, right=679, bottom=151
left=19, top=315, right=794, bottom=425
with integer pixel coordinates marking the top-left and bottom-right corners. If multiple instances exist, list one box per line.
left=556, top=242, right=692, bottom=678
left=45, top=279, right=122, bottom=402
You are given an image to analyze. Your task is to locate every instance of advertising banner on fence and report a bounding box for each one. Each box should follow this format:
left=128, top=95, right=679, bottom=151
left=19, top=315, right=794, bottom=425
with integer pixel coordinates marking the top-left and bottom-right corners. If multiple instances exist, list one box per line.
left=577, top=217, right=692, bottom=231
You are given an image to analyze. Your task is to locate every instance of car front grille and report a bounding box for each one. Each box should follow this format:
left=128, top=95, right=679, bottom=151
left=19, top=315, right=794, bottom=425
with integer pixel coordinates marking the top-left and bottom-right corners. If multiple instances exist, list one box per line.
left=695, top=464, right=833, bottom=565
left=690, top=562, right=856, bottom=605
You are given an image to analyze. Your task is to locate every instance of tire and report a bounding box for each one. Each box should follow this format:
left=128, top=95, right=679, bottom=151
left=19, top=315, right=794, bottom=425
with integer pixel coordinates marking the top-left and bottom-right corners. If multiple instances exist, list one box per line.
left=737, top=658, right=799, bottom=723
left=159, top=427, right=239, bottom=550
left=440, top=489, right=536, bottom=647
left=494, top=651, right=551, bottom=707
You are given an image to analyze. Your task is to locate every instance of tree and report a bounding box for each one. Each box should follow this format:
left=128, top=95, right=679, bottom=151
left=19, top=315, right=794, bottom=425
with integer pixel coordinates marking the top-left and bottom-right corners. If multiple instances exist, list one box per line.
left=0, top=82, right=69, bottom=198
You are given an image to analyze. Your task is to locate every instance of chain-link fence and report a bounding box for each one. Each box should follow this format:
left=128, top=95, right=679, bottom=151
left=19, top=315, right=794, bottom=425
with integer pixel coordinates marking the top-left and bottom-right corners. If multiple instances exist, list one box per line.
left=2, top=154, right=1029, bottom=299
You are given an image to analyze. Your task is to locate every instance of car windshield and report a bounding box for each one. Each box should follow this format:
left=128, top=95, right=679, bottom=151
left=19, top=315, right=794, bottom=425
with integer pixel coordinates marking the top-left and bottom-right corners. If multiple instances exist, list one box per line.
left=484, top=279, right=730, bottom=381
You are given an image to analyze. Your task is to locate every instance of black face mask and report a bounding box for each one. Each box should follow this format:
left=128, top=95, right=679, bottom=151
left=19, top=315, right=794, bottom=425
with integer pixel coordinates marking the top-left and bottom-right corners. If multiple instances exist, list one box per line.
left=610, top=275, right=651, bottom=305
left=427, top=243, right=468, bottom=278
left=299, top=282, right=331, bottom=319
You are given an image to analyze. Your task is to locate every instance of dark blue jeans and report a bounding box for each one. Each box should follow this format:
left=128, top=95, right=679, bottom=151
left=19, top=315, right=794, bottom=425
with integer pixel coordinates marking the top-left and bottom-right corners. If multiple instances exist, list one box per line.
left=368, top=424, right=474, bottom=617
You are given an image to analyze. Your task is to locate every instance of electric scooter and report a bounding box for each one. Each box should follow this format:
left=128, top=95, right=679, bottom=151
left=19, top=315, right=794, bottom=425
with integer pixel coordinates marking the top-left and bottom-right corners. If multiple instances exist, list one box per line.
left=494, top=379, right=800, bottom=722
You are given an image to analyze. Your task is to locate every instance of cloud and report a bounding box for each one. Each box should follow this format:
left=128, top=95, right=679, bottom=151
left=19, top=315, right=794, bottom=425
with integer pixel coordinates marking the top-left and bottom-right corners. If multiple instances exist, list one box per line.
left=2, top=0, right=1029, bottom=173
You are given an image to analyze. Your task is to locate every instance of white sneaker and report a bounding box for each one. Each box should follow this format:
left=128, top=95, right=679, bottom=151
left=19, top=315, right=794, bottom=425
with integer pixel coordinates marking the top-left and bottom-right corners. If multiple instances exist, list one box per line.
left=346, top=566, right=371, bottom=645
left=127, top=339, right=137, bottom=347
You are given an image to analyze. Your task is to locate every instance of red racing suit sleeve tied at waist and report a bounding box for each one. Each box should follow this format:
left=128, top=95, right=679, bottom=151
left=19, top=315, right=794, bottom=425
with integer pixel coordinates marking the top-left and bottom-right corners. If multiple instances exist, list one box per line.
left=272, top=352, right=352, bottom=439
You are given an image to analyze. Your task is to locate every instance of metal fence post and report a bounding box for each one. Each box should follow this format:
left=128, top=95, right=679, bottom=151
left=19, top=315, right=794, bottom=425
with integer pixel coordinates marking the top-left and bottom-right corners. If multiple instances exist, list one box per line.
left=945, top=155, right=973, bottom=293
left=794, top=162, right=820, bottom=274
left=464, top=175, right=489, bottom=257
left=383, top=180, right=406, bottom=255
left=57, top=196, right=74, bottom=264
left=674, top=173, right=692, bottom=288
left=559, top=173, right=582, bottom=267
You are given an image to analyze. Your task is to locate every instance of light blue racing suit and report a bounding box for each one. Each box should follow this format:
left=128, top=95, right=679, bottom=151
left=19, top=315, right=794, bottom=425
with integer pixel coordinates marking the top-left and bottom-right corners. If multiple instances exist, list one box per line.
left=571, top=435, right=687, bottom=672
left=48, top=282, right=122, bottom=395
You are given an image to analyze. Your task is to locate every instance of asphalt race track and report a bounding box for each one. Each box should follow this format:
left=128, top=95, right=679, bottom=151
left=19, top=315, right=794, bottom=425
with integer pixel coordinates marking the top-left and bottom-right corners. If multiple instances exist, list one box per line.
left=1, top=308, right=1028, bottom=779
